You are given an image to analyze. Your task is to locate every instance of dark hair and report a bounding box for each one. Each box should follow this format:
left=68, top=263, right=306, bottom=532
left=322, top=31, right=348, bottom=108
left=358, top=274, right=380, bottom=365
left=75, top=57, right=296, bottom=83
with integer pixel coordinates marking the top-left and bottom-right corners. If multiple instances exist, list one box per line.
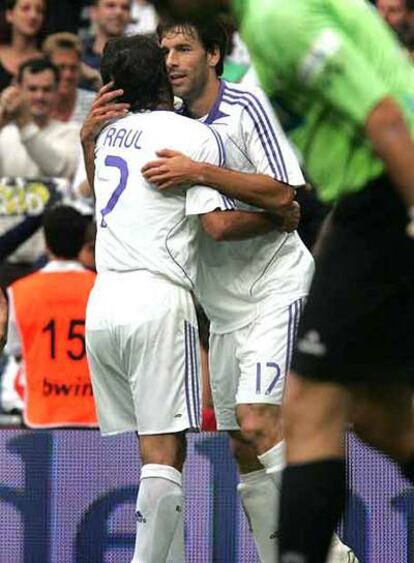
left=100, top=34, right=173, bottom=112
left=17, top=57, right=60, bottom=84
left=157, top=17, right=228, bottom=76
left=0, top=0, right=47, bottom=46
left=43, top=205, right=89, bottom=259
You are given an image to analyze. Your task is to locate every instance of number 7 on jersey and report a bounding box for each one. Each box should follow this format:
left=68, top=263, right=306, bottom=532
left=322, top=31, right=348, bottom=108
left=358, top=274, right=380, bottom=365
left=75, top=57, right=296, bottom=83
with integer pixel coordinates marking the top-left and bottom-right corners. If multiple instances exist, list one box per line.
left=100, top=155, right=129, bottom=227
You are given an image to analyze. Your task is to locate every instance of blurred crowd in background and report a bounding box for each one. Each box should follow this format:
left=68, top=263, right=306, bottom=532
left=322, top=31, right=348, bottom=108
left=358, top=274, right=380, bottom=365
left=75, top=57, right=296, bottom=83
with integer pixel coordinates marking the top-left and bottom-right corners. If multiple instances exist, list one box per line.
left=0, top=0, right=412, bottom=428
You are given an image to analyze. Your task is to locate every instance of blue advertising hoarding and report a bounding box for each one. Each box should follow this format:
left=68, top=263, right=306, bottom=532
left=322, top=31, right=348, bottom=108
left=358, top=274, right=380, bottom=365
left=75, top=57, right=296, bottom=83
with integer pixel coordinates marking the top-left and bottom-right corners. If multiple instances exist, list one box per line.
left=0, top=430, right=412, bottom=562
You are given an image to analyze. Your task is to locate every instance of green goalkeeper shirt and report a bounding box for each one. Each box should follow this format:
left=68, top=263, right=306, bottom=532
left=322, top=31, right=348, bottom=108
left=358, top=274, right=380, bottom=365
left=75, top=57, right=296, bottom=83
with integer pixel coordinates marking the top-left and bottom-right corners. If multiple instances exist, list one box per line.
left=233, top=0, right=414, bottom=202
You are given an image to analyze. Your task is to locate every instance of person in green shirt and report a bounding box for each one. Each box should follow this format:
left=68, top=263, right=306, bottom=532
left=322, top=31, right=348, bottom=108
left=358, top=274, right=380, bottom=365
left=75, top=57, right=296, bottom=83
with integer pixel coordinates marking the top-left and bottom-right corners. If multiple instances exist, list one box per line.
left=154, top=0, right=414, bottom=562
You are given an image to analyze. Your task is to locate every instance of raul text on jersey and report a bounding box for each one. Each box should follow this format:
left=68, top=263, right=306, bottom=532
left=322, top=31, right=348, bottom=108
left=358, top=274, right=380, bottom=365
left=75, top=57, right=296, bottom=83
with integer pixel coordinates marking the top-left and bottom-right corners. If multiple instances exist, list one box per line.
left=101, top=127, right=143, bottom=150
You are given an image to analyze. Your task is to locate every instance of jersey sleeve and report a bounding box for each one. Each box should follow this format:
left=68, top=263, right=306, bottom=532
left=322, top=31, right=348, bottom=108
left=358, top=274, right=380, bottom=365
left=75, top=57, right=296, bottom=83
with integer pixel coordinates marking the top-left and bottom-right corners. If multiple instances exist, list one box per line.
left=251, top=0, right=391, bottom=126
left=239, top=86, right=305, bottom=185
left=185, top=127, right=236, bottom=216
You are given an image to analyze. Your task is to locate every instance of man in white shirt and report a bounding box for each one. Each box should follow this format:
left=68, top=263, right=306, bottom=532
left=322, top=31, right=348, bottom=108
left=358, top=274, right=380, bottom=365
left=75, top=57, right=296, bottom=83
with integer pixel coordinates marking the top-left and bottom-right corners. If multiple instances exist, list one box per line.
left=84, top=33, right=283, bottom=563
left=0, top=58, right=80, bottom=179
left=0, top=58, right=80, bottom=284
left=140, top=18, right=354, bottom=563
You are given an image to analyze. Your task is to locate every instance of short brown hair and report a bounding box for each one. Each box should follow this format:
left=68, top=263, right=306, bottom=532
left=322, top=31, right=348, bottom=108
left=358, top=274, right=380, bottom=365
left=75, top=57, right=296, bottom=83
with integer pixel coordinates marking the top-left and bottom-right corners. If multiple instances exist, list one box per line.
left=42, top=32, right=82, bottom=59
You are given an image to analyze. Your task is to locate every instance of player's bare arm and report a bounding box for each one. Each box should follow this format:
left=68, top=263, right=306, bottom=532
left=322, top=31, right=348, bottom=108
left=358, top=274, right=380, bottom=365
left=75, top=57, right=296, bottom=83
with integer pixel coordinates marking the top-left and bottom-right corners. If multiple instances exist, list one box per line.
left=80, top=82, right=130, bottom=193
left=0, top=287, right=8, bottom=353
left=200, top=205, right=300, bottom=241
left=366, top=97, right=414, bottom=228
left=141, top=148, right=297, bottom=213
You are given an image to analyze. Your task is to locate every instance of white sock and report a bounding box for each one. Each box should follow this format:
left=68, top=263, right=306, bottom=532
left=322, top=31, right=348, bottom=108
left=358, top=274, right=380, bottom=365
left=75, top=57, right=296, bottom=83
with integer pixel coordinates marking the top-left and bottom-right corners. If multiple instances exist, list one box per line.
left=237, top=440, right=286, bottom=563
left=132, top=464, right=183, bottom=563
left=238, top=468, right=279, bottom=563
left=166, top=495, right=185, bottom=563
left=257, top=440, right=286, bottom=479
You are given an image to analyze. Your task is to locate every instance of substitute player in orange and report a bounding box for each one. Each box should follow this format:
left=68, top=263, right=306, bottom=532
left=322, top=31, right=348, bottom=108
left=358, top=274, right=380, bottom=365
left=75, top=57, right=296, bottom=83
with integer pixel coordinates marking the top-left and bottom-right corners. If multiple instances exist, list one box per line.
left=4, top=205, right=97, bottom=428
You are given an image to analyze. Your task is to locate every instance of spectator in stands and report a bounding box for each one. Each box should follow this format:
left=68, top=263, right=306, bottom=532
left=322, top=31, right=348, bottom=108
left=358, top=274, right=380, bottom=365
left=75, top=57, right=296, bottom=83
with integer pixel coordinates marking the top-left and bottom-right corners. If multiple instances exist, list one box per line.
left=42, top=32, right=96, bottom=124
left=0, top=57, right=80, bottom=177
left=0, top=57, right=80, bottom=286
left=80, top=0, right=131, bottom=89
left=0, top=0, right=46, bottom=91
left=127, top=0, right=158, bottom=34
left=376, top=0, right=408, bottom=31
left=2, top=205, right=97, bottom=427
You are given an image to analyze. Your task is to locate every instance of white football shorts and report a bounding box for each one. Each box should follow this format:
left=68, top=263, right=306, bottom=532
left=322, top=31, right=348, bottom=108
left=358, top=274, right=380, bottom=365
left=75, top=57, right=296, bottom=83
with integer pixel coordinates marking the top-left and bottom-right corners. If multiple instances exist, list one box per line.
left=86, top=271, right=201, bottom=436
left=209, top=297, right=306, bottom=430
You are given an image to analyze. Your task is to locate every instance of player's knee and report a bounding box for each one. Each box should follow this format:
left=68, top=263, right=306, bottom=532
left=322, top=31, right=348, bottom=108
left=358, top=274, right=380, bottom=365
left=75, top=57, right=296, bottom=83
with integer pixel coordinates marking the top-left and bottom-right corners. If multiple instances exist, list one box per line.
left=236, top=404, right=282, bottom=446
left=139, top=433, right=186, bottom=470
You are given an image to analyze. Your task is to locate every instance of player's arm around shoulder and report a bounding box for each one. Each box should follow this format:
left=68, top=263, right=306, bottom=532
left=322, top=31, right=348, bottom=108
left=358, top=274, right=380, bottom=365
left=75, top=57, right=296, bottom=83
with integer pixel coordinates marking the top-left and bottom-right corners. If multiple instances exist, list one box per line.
left=141, top=129, right=298, bottom=213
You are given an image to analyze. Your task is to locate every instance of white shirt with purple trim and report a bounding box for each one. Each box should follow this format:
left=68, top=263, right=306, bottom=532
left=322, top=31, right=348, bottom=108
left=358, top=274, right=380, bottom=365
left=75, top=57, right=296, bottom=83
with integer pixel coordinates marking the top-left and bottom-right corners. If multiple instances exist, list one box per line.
left=196, top=80, right=315, bottom=334
left=94, top=110, right=228, bottom=291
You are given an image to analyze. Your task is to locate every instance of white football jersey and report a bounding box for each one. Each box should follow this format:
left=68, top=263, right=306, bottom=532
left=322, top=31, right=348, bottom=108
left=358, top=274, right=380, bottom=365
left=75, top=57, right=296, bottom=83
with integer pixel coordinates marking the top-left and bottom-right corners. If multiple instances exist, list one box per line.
left=94, top=111, right=229, bottom=290
left=195, top=81, right=315, bottom=333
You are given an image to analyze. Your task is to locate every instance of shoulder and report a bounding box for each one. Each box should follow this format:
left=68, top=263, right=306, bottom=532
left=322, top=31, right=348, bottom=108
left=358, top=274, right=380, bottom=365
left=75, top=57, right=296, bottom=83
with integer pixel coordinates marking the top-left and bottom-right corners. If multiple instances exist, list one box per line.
left=159, top=111, right=213, bottom=138
left=75, top=269, right=96, bottom=284
left=0, top=123, right=19, bottom=143
left=223, top=80, right=268, bottom=104
left=222, top=80, right=274, bottom=123
left=81, top=35, right=95, bottom=53
left=48, top=119, right=80, bottom=136
left=10, top=271, right=42, bottom=294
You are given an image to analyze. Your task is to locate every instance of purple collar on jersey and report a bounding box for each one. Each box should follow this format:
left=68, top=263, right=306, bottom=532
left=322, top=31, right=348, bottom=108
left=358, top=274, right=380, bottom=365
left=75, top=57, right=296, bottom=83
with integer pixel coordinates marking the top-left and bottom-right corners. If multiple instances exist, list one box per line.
left=204, top=80, right=229, bottom=125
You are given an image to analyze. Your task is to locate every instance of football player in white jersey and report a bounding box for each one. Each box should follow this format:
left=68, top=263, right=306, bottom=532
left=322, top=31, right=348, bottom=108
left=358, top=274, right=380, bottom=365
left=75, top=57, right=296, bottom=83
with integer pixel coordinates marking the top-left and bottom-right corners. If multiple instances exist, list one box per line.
left=140, top=18, right=355, bottom=563
left=85, top=34, right=290, bottom=563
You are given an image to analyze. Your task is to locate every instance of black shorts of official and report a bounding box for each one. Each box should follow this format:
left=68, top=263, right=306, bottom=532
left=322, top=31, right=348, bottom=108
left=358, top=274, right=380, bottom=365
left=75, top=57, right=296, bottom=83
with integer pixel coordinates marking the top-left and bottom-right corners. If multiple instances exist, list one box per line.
left=291, top=175, right=414, bottom=385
